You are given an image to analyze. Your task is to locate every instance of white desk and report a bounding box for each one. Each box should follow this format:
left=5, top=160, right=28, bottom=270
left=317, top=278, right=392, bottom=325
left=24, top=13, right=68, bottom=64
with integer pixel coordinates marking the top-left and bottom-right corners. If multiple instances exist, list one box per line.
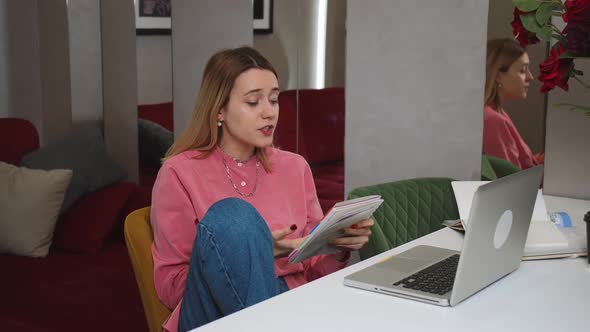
left=194, top=196, right=590, bottom=332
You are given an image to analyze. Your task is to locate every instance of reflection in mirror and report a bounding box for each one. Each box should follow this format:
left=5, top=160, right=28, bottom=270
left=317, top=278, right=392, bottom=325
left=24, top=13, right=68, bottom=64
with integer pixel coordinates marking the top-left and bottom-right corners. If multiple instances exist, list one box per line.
left=484, top=0, right=547, bottom=179
left=132, top=0, right=347, bottom=210
left=134, top=0, right=174, bottom=188
left=254, top=0, right=347, bottom=212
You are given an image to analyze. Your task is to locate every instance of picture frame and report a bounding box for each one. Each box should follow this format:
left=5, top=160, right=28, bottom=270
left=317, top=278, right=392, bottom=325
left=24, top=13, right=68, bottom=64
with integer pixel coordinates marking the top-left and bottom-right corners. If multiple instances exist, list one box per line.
left=253, top=0, right=273, bottom=34
left=135, top=0, right=171, bottom=35
left=134, top=0, right=273, bottom=36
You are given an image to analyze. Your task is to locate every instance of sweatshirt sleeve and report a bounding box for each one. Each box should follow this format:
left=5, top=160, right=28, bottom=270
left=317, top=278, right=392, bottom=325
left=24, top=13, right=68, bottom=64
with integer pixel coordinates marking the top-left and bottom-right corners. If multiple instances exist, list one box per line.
left=533, top=152, right=544, bottom=165
left=300, top=162, right=349, bottom=282
left=483, top=112, right=523, bottom=169
left=150, top=163, right=197, bottom=310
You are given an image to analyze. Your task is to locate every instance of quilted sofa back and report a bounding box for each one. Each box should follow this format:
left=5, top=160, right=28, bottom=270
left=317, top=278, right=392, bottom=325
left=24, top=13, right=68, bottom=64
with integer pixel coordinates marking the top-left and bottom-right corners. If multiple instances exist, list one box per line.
left=348, top=177, right=460, bottom=260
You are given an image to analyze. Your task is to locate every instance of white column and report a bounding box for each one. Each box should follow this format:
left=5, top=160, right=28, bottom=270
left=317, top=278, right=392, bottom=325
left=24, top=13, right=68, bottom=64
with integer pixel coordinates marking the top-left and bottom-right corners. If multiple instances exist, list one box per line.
left=345, top=0, right=489, bottom=194
left=37, top=0, right=73, bottom=144
left=67, top=0, right=103, bottom=131
left=171, top=0, right=252, bottom=137
left=100, top=0, right=139, bottom=182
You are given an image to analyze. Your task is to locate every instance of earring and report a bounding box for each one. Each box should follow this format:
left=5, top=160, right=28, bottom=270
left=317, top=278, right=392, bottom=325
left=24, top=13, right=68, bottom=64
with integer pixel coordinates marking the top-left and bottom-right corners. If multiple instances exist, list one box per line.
left=497, top=82, right=503, bottom=88
left=217, top=121, right=222, bottom=127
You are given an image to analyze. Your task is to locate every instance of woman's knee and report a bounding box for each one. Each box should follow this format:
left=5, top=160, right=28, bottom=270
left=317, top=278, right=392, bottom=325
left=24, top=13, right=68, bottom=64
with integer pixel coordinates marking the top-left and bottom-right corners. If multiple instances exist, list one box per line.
left=200, top=198, right=270, bottom=237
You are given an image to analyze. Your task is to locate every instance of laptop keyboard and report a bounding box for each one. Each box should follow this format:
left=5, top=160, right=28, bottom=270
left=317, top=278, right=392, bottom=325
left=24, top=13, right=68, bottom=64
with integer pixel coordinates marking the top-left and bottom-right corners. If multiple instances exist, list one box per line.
left=393, top=254, right=460, bottom=296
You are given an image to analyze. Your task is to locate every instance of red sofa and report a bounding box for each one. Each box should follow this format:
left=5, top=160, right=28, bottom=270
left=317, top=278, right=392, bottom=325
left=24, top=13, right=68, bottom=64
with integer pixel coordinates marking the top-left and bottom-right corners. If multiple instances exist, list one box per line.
left=276, top=87, right=345, bottom=212
left=0, top=118, right=149, bottom=331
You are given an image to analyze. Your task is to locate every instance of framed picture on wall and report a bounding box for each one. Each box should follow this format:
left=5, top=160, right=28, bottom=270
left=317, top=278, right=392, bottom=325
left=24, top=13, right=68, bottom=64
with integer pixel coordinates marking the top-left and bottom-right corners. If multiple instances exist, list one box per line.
left=253, top=0, right=273, bottom=34
left=135, top=0, right=171, bottom=35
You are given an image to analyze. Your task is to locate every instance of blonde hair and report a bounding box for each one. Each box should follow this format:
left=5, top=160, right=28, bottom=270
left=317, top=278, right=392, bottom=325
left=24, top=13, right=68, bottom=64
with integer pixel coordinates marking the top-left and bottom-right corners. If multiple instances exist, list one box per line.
left=164, top=46, right=278, bottom=172
left=485, top=38, right=526, bottom=111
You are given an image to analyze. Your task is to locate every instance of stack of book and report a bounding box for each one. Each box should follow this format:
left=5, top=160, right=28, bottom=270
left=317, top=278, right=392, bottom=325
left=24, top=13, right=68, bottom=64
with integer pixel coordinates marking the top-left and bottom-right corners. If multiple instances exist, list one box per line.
left=288, top=195, right=383, bottom=263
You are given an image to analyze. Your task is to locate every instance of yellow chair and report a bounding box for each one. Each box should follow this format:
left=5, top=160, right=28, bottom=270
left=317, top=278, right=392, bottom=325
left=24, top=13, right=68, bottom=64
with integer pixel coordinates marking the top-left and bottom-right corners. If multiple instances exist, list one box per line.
left=124, top=207, right=172, bottom=332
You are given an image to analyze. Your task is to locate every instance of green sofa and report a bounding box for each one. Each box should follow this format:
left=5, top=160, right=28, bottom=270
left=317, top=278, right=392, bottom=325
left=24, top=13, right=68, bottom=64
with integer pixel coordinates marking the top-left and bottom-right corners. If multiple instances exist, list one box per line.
left=348, top=177, right=460, bottom=260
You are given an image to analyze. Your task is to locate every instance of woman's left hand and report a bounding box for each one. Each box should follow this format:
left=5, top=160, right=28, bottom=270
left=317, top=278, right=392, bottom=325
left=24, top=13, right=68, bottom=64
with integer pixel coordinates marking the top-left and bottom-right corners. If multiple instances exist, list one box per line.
left=330, top=218, right=374, bottom=252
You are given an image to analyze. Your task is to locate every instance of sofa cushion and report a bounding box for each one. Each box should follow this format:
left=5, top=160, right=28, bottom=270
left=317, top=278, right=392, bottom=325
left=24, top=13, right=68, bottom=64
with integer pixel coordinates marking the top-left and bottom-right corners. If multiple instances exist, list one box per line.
left=52, top=182, right=136, bottom=254
left=138, top=102, right=174, bottom=131
left=0, top=162, right=72, bottom=257
left=0, top=118, right=40, bottom=165
left=20, top=127, right=127, bottom=212
left=138, top=118, right=174, bottom=169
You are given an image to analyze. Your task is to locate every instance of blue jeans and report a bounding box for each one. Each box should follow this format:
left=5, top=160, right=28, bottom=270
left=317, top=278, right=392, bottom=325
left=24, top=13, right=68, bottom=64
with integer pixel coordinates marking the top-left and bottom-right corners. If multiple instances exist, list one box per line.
left=178, top=198, right=289, bottom=331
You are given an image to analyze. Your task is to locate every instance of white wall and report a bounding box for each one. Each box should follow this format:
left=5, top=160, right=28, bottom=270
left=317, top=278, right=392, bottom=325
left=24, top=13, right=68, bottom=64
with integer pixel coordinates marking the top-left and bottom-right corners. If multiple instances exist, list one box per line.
left=0, top=0, right=43, bottom=139
left=543, top=17, right=590, bottom=199
left=172, top=0, right=252, bottom=137
left=136, top=35, right=172, bottom=104
left=253, top=0, right=300, bottom=90
left=136, top=1, right=345, bottom=103
left=0, top=0, right=73, bottom=146
left=345, top=0, right=489, bottom=194
left=253, top=0, right=345, bottom=91
left=37, top=0, right=72, bottom=144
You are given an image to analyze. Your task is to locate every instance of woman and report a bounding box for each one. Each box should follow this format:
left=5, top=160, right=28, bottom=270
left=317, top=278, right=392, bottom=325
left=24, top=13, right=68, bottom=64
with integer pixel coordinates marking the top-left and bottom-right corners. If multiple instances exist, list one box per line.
left=483, top=38, right=544, bottom=169
left=151, top=46, right=373, bottom=332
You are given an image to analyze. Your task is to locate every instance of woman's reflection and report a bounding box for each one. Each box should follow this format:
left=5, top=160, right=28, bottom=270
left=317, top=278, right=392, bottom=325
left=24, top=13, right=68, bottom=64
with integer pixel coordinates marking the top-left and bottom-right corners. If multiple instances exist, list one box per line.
left=483, top=38, right=544, bottom=170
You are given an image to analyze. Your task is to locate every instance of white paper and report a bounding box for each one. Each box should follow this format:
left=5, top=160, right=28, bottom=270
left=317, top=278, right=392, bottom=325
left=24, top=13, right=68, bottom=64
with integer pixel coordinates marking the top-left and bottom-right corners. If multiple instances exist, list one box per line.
left=288, top=196, right=384, bottom=263
left=451, top=181, right=549, bottom=224
left=451, top=181, right=570, bottom=256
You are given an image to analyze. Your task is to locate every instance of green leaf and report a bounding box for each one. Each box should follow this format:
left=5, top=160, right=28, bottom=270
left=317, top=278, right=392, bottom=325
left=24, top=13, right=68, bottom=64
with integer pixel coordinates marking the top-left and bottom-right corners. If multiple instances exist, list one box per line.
left=513, top=0, right=542, bottom=12
left=536, top=3, right=561, bottom=25
left=520, top=13, right=542, bottom=33
left=560, top=51, right=577, bottom=59
left=536, top=26, right=552, bottom=41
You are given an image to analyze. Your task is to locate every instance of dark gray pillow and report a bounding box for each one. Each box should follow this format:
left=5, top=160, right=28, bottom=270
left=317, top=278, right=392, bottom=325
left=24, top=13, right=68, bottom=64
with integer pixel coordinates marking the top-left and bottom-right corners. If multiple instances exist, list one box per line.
left=138, top=119, right=174, bottom=168
left=21, top=126, right=127, bottom=212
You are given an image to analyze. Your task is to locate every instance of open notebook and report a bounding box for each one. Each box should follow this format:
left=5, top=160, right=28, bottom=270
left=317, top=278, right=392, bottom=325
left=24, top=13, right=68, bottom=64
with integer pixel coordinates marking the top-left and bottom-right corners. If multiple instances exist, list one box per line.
left=451, top=181, right=585, bottom=259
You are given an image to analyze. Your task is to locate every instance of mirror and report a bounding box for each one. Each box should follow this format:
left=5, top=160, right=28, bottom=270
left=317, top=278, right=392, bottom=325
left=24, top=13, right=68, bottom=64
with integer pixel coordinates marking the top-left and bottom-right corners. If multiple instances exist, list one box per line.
left=485, top=0, right=547, bottom=175
left=132, top=0, right=347, bottom=209
left=254, top=0, right=347, bottom=211
left=134, top=0, right=173, bottom=187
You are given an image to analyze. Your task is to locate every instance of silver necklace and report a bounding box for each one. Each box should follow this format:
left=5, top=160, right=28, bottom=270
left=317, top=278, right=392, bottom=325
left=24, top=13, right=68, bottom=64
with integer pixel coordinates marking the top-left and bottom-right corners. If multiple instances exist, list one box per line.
left=218, top=145, right=256, bottom=167
left=221, top=153, right=260, bottom=198
left=218, top=145, right=255, bottom=167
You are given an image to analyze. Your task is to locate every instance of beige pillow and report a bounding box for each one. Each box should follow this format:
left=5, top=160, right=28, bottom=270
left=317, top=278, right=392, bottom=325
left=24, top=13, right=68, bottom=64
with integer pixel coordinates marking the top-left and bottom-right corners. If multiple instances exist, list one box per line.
left=0, top=162, right=72, bottom=257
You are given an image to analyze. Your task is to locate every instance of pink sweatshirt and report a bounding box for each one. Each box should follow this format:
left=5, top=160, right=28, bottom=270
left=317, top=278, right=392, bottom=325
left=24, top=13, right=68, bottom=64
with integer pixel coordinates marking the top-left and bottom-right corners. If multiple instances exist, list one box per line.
left=150, top=147, right=348, bottom=332
left=483, top=105, right=543, bottom=170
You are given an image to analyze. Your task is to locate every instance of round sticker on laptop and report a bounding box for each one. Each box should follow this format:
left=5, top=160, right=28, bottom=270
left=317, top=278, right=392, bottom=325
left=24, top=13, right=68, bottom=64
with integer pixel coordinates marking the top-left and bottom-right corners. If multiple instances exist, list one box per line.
left=494, top=210, right=513, bottom=249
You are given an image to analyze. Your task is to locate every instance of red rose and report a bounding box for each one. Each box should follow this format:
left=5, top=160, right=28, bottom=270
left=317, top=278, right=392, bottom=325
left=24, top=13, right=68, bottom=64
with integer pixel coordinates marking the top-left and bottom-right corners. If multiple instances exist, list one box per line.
left=511, top=8, right=539, bottom=47
left=538, top=44, right=574, bottom=93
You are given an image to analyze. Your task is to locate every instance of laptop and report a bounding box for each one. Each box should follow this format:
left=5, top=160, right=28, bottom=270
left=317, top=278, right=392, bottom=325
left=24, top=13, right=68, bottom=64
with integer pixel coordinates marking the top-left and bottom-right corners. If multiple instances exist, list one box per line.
left=343, top=165, right=544, bottom=306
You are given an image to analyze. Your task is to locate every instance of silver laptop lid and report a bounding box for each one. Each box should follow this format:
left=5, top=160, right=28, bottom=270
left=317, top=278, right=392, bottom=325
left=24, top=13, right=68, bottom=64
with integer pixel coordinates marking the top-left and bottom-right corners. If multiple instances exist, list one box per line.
left=450, top=165, right=543, bottom=306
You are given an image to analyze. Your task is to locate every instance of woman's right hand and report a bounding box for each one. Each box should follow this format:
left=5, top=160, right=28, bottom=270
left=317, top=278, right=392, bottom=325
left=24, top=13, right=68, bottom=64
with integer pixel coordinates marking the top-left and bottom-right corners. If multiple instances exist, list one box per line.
left=271, top=224, right=306, bottom=258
